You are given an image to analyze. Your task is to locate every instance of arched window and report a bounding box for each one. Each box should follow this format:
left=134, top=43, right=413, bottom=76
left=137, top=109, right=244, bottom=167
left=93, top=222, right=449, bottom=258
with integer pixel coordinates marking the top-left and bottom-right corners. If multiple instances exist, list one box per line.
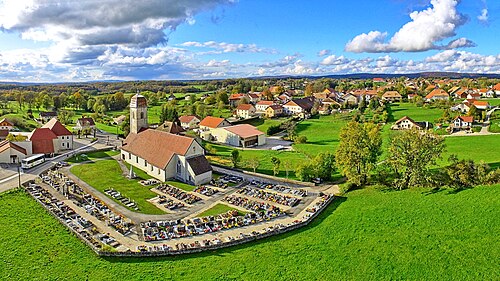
left=140, top=112, right=144, bottom=119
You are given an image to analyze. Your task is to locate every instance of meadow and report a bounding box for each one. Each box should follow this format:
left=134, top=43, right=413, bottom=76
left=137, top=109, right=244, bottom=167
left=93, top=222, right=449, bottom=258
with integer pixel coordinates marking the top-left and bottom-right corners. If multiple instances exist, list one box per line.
left=1, top=185, right=498, bottom=280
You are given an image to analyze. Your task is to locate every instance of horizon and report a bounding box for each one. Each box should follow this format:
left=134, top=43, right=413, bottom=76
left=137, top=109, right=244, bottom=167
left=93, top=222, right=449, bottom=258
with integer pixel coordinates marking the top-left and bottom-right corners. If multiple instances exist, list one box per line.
left=0, top=0, right=499, bottom=82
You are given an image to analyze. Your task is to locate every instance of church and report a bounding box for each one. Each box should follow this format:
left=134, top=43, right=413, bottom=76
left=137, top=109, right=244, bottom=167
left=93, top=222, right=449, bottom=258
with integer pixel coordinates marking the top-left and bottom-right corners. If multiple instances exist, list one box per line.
left=120, top=94, right=212, bottom=185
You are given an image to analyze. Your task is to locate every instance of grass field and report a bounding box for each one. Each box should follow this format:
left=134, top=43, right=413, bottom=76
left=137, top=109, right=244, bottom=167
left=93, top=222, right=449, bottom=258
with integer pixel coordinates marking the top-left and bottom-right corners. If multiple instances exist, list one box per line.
left=294, top=114, right=348, bottom=156
left=389, top=102, right=445, bottom=123
left=1, top=185, right=498, bottom=280
left=67, top=150, right=120, bottom=164
left=442, top=134, right=500, bottom=168
left=166, top=180, right=196, bottom=192
left=70, top=159, right=164, bottom=215
left=197, top=203, right=245, bottom=217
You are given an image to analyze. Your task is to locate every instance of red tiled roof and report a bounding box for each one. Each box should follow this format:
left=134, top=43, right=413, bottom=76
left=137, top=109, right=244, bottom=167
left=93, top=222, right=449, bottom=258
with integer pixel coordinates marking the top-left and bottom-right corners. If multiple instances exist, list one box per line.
left=473, top=101, right=489, bottom=107
left=199, top=116, right=227, bottom=128
left=224, top=124, right=264, bottom=138
left=229, top=93, right=245, bottom=100
left=268, top=104, right=283, bottom=110
left=236, top=104, right=254, bottom=111
left=383, top=91, right=402, bottom=98
left=425, top=89, right=449, bottom=99
left=0, top=140, right=27, bottom=155
left=42, top=118, right=72, bottom=136
left=494, top=83, right=500, bottom=91
left=256, top=101, right=273, bottom=106
left=178, top=115, right=199, bottom=123
left=395, top=116, right=417, bottom=125
left=122, top=130, right=194, bottom=169
left=457, top=116, right=473, bottom=123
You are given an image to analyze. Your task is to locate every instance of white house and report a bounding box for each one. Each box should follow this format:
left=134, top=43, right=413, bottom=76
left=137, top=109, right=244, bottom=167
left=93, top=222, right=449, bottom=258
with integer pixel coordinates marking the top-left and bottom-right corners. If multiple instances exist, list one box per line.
left=0, top=118, right=14, bottom=131
left=256, top=101, right=274, bottom=112
left=450, top=116, right=473, bottom=131
left=178, top=115, right=201, bottom=129
left=391, top=116, right=432, bottom=130
left=121, top=130, right=212, bottom=185
left=235, top=104, right=256, bottom=119
left=0, top=140, right=28, bottom=164
left=199, top=116, right=231, bottom=131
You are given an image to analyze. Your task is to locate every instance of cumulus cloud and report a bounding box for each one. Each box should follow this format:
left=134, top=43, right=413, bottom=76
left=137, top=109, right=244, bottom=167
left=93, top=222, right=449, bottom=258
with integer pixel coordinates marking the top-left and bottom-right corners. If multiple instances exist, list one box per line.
left=181, top=41, right=276, bottom=54
left=345, top=0, right=473, bottom=53
left=320, top=55, right=349, bottom=65
left=478, top=8, right=488, bottom=22
left=0, top=0, right=234, bottom=62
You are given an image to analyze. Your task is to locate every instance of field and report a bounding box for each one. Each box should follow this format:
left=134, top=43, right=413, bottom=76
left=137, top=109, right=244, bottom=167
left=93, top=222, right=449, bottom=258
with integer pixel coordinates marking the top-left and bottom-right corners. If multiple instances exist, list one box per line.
left=70, top=159, right=164, bottom=215
left=443, top=134, right=500, bottom=168
left=1, top=184, right=498, bottom=280
left=388, top=102, right=445, bottom=123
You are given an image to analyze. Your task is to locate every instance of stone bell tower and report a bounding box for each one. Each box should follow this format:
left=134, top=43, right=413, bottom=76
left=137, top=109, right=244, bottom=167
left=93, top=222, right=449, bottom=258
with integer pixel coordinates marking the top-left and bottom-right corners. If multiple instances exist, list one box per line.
left=129, top=93, right=148, bottom=134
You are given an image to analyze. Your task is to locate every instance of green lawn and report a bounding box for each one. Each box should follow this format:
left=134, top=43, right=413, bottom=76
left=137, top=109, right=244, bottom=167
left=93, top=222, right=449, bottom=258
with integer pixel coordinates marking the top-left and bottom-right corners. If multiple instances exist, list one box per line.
left=67, top=150, right=120, bottom=164
left=442, top=134, right=500, bottom=168
left=240, top=118, right=285, bottom=135
left=1, top=185, right=499, bottom=280
left=294, top=114, right=348, bottom=156
left=484, top=98, right=500, bottom=106
left=166, top=180, right=196, bottom=192
left=389, top=102, right=445, bottom=123
left=70, top=159, right=164, bottom=215
left=197, top=203, right=246, bottom=217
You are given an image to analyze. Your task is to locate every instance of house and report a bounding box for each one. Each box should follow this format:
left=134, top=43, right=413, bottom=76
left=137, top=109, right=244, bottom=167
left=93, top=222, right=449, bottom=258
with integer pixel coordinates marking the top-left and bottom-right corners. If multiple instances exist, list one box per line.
left=342, top=93, right=358, bottom=106
left=229, top=93, right=246, bottom=107
left=0, top=118, right=14, bottom=131
left=453, top=88, right=469, bottom=99
left=472, top=100, right=490, bottom=110
left=283, top=97, right=315, bottom=116
left=277, top=93, right=291, bottom=103
left=391, top=116, right=432, bottom=130
left=39, top=111, right=57, bottom=123
left=449, top=116, right=473, bottom=132
left=466, top=92, right=481, bottom=100
left=247, top=93, right=260, bottom=104
left=178, top=115, right=201, bottom=129
left=0, top=130, right=9, bottom=140
left=199, top=116, right=231, bottom=131
left=235, top=104, right=256, bottom=119
left=425, top=89, right=449, bottom=102
left=74, top=117, right=96, bottom=134
left=451, top=102, right=471, bottom=114
left=382, top=91, right=402, bottom=102
left=211, top=124, right=266, bottom=148
left=121, top=130, right=212, bottom=185
left=29, top=118, right=73, bottom=155
left=0, top=140, right=28, bottom=164
left=256, top=101, right=274, bottom=112
left=494, top=83, right=500, bottom=97
left=373, top=78, right=385, bottom=83
left=313, top=92, right=329, bottom=101
left=156, top=121, right=185, bottom=135
left=318, top=105, right=331, bottom=115
left=113, top=115, right=127, bottom=125
left=265, top=104, right=284, bottom=118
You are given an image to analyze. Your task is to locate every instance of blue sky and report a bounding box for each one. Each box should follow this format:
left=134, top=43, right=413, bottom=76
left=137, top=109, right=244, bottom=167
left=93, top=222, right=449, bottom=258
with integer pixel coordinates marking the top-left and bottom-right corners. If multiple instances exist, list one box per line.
left=0, top=0, right=498, bottom=82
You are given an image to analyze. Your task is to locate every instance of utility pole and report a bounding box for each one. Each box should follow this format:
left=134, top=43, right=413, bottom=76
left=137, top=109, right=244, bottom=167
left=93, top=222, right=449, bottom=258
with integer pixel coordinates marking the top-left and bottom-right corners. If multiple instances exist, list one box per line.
left=17, top=163, right=21, bottom=188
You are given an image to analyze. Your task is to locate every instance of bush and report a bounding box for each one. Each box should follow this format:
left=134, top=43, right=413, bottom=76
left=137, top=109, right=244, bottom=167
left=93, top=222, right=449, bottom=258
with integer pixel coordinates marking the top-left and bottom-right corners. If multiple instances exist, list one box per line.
left=295, top=135, right=307, bottom=144
left=266, top=124, right=282, bottom=135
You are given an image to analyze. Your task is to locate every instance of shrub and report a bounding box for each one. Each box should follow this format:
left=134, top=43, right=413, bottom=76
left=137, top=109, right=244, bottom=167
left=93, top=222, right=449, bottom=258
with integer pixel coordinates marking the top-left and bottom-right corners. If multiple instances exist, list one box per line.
left=295, top=135, right=307, bottom=144
left=266, top=124, right=282, bottom=135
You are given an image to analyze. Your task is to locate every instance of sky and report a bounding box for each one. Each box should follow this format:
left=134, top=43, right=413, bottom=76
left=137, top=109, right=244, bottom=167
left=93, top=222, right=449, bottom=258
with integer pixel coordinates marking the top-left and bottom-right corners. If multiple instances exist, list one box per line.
left=0, top=0, right=499, bottom=82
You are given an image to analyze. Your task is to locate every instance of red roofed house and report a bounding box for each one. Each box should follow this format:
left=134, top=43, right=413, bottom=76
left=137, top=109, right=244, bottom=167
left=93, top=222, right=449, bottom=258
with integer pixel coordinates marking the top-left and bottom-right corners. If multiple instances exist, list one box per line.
left=178, top=115, right=201, bottom=129
left=211, top=124, right=266, bottom=147
left=450, top=116, right=474, bottom=132
left=235, top=104, right=256, bottom=119
left=391, top=116, right=433, bottom=130
left=0, top=140, right=28, bottom=164
left=256, top=101, right=274, bottom=112
left=29, top=118, right=73, bottom=154
left=283, top=97, right=315, bottom=117
left=121, top=130, right=212, bottom=185
left=425, top=89, right=449, bottom=102
left=199, top=116, right=231, bottom=131
left=472, top=100, right=490, bottom=110
left=494, top=83, right=500, bottom=97
left=229, top=93, right=246, bottom=107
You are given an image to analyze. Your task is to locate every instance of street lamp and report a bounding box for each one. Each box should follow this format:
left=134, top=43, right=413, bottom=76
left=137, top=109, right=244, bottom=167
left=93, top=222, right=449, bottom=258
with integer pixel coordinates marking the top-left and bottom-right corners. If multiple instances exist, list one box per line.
left=17, top=162, right=21, bottom=188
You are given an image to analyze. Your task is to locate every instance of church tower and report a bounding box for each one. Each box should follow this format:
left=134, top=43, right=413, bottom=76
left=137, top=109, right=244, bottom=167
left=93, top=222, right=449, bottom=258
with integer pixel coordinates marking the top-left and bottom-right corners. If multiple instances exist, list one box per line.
left=129, top=93, right=148, bottom=134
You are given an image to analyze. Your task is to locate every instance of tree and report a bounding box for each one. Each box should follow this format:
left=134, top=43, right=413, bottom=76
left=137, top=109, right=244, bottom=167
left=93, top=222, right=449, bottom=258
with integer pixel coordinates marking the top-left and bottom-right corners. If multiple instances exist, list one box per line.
left=271, top=157, right=281, bottom=176
left=335, top=122, right=382, bottom=186
left=121, top=117, right=130, bottom=137
left=261, top=89, right=273, bottom=101
left=6, top=133, right=27, bottom=141
left=468, top=105, right=480, bottom=121
left=160, top=104, right=179, bottom=123
left=304, top=84, right=314, bottom=96
left=247, top=157, right=260, bottom=173
left=58, top=110, right=74, bottom=125
left=388, top=128, right=445, bottom=190
left=446, top=156, right=489, bottom=189
left=295, top=152, right=336, bottom=182
left=231, top=149, right=241, bottom=168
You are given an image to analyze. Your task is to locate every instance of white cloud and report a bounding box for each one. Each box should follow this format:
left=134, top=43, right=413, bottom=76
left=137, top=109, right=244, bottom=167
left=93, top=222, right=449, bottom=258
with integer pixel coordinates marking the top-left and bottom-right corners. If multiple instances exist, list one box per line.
left=345, top=0, right=473, bottom=53
left=318, top=49, right=331, bottom=57
left=321, top=55, right=349, bottom=66
left=180, top=41, right=276, bottom=54
left=478, top=8, right=488, bottom=22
